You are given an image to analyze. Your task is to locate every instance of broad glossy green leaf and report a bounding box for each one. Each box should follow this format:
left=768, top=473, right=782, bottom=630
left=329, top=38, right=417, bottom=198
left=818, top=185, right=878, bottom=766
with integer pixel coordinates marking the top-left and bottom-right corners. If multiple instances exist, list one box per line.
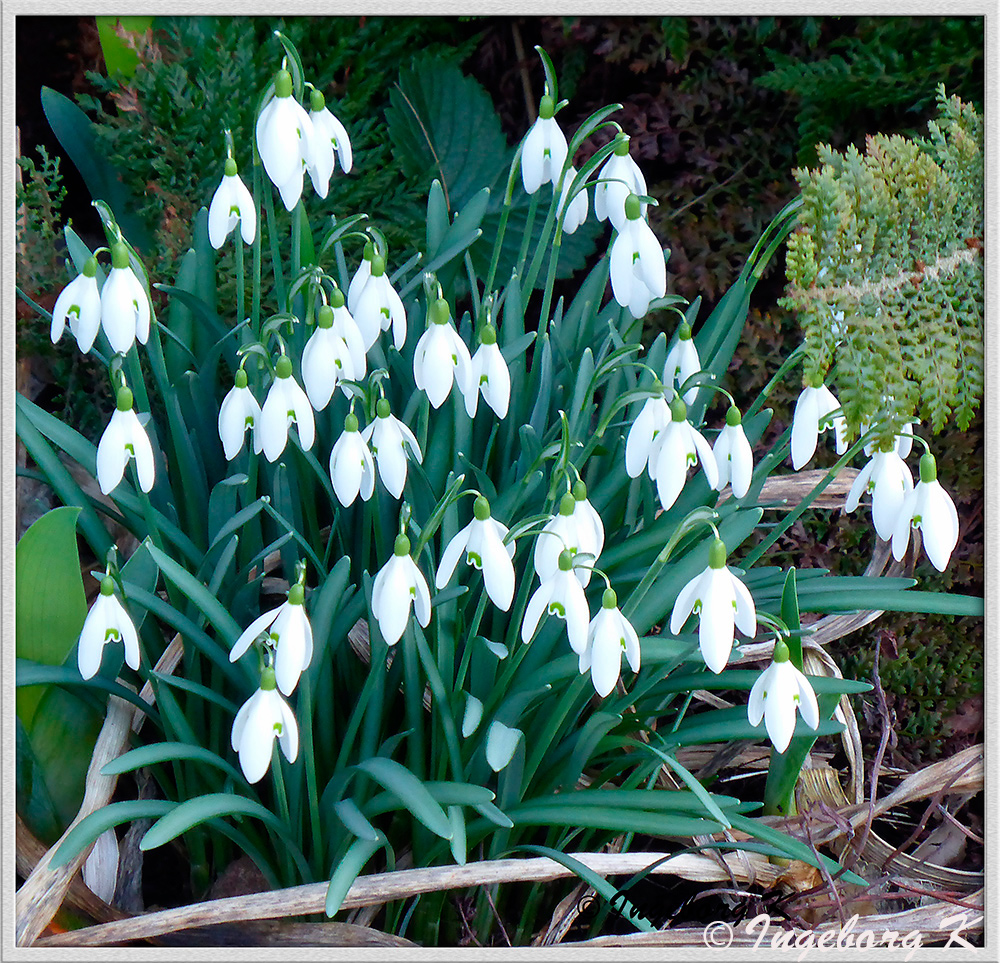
left=326, top=834, right=385, bottom=917
left=139, top=793, right=286, bottom=850
left=16, top=508, right=87, bottom=727
left=41, top=87, right=151, bottom=251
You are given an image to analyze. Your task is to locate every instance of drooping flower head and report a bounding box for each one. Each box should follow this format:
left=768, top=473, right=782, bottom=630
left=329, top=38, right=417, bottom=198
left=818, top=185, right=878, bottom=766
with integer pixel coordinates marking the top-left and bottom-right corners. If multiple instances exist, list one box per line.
left=578, top=588, right=641, bottom=698
left=845, top=444, right=913, bottom=541
left=100, top=243, right=150, bottom=356
left=891, top=451, right=960, bottom=572
left=713, top=406, right=754, bottom=500
left=413, top=298, right=472, bottom=409
left=51, top=257, right=101, bottom=353
left=610, top=194, right=666, bottom=319
left=790, top=376, right=848, bottom=470
left=218, top=368, right=263, bottom=461
left=436, top=495, right=516, bottom=611
left=78, top=575, right=140, bottom=680
left=231, top=666, right=299, bottom=784
left=260, top=355, right=315, bottom=462
left=534, top=492, right=593, bottom=586
left=651, top=396, right=719, bottom=512
left=301, top=304, right=355, bottom=410
left=208, top=157, right=256, bottom=249
left=347, top=241, right=375, bottom=314
left=96, top=386, right=156, bottom=495
left=556, top=164, right=589, bottom=234
left=625, top=382, right=672, bottom=479
left=521, top=94, right=568, bottom=195
left=465, top=323, right=510, bottom=419
left=747, top=639, right=820, bottom=753
left=329, top=411, right=376, bottom=507
left=255, top=69, right=313, bottom=211
left=669, top=538, right=756, bottom=674
left=327, top=287, right=367, bottom=382
left=361, top=398, right=423, bottom=499
left=229, top=581, right=314, bottom=696
left=354, top=254, right=406, bottom=351
left=371, top=533, right=432, bottom=646
left=663, top=323, right=701, bottom=406
left=594, top=133, right=648, bottom=232
left=304, top=87, right=352, bottom=199
left=522, top=549, right=591, bottom=654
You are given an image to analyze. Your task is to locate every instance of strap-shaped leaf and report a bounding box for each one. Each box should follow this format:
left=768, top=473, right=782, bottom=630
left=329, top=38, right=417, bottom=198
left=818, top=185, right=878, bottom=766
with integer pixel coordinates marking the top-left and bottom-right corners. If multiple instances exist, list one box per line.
left=354, top=758, right=452, bottom=839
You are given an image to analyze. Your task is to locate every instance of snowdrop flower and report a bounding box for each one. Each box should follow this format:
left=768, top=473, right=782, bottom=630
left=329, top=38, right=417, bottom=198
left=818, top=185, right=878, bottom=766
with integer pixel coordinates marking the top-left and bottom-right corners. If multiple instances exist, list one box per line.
left=301, top=304, right=355, bottom=410
left=229, top=582, right=313, bottom=696
left=650, top=397, right=718, bottom=512
left=891, top=451, right=959, bottom=571
left=670, top=538, right=756, bottom=674
left=326, top=288, right=367, bottom=382
left=96, top=387, right=155, bottom=495
left=100, top=243, right=150, bottom=355
left=231, top=667, right=299, bottom=784
left=790, top=378, right=847, bottom=470
left=663, top=323, right=701, bottom=406
left=534, top=492, right=595, bottom=587
left=371, top=533, right=431, bottom=646
left=522, top=550, right=591, bottom=654
left=259, top=355, right=315, bottom=462
left=625, top=383, right=672, bottom=479
left=218, top=369, right=263, bottom=460
left=713, top=406, right=754, bottom=499
left=747, top=640, right=820, bottom=753
left=304, top=87, right=352, bottom=199
left=610, top=194, right=666, bottom=319
left=208, top=157, right=256, bottom=249
left=594, top=134, right=648, bottom=232
left=556, top=165, right=588, bottom=234
left=78, top=575, right=140, bottom=680
left=571, top=480, right=604, bottom=569
left=329, top=412, right=376, bottom=506
left=361, top=398, right=423, bottom=499
left=863, top=417, right=915, bottom=458
left=465, top=323, right=510, bottom=419
left=51, top=257, right=101, bottom=352
left=521, top=94, right=568, bottom=195
left=436, top=495, right=515, bottom=611
left=354, top=255, right=406, bottom=351
left=255, top=69, right=313, bottom=211
left=579, top=588, right=641, bottom=697
left=347, top=241, right=375, bottom=314
left=413, top=298, right=472, bottom=408
left=845, top=445, right=913, bottom=541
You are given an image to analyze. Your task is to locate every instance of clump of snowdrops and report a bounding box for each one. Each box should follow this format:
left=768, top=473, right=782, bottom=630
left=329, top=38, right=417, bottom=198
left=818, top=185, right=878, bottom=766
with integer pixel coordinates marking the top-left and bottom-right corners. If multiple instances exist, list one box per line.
left=19, top=35, right=969, bottom=943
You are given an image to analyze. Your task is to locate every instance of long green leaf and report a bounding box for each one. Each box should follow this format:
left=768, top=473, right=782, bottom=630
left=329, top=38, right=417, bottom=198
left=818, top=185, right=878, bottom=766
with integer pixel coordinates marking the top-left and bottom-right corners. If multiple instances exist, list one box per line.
left=101, top=742, right=245, bottom=785
left=355, top=758, right=452, bottom=839
left=50, top=800, right=174, bottom=867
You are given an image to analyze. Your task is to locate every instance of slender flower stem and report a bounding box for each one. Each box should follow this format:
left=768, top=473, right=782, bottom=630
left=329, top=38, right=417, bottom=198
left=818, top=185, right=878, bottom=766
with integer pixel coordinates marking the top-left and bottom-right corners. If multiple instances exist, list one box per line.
left=252, top=164, right=263, bottom=336
left=454, top=589, right=490, bottom=695
left=536, top=222, right=562, bottom=341
left=484, top=152, right=522, bottom=294
left=299, top=677, right=323, bottom=879
left=235, top=234, right=245, bottom=324
left=263, top=183, right=287, bottom=310
left=269, top=755, right=297, bottom=884
left=516, top=192, right=540, bottom=278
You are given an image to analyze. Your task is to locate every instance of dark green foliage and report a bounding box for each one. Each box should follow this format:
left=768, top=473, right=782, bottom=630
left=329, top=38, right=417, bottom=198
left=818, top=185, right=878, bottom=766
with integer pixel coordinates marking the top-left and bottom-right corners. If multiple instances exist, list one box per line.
left=757, top=16, right=984, bottom=164
left=78, top=16, right=482, bottom=281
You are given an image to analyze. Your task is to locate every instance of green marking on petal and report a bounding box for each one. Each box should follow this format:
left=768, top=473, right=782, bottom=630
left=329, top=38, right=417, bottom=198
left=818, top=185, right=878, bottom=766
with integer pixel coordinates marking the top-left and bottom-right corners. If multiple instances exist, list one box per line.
left=68, top=306, right=81, bottom=319
left=104, top=628, right=120, bottom=642
left=479, top=374, right=489, bottom=386
left=466, top=551, right=483, bottom=569
left=686, top=452, right=697, bottom=467
left=409, top=586, right=416, bottom=598
left=125, top=443, right=135, bottom=456
left=381, top=307, right=390, bottom=319
left=274, top=721, right=283, bottom=735
left=548, top=601, right=566, bottom=617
